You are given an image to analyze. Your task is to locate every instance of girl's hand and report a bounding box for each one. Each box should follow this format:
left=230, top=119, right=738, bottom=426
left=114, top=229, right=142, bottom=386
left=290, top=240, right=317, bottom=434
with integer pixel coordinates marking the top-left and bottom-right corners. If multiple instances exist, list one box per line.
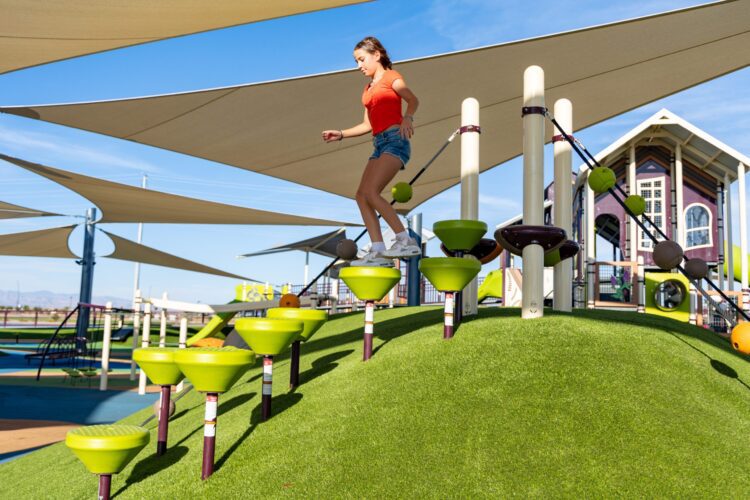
left=400, top=116, right=414, bottom=139
left=322, top=130, right=344, bottom=142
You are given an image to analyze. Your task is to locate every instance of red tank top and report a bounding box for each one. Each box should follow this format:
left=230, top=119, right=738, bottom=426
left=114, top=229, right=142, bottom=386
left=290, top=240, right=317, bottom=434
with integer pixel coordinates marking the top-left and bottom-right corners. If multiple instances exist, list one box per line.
left=362, top=69, right=404, bottom=136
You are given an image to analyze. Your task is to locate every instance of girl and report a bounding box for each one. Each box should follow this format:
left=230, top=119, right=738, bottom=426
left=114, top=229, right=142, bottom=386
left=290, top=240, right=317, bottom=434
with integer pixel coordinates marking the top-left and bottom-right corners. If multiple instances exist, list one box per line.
left=322, top=36, right=420, bottom=266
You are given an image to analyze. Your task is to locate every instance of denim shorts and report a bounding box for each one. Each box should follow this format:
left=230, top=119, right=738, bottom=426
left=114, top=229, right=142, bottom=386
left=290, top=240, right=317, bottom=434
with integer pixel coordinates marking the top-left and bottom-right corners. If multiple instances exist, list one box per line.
left=369, top=127, right=411, bottom=169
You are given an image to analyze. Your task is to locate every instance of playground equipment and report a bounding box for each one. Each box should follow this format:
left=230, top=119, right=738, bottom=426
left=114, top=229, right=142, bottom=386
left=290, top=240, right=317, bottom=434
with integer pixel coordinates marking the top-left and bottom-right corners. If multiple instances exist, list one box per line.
left=132, top=347, right=184, bottom=455
left=267, top=307, right=327, bottom=390
left=441, top=238, right=502, bottom=265
left=478, top=269, right=503, bottom=303
left=66, top=424, right=149, bottom=500
left=339, top=266, right=401, bottom=360
left=420, top=220, right=486, bottom=338
left=173, top=347, right=255, bottom=480
left=391, top=182, right=413, bottom=203
left=234, top=318, right=303, bottom=420
left=731, top=322, right=750, bottom=354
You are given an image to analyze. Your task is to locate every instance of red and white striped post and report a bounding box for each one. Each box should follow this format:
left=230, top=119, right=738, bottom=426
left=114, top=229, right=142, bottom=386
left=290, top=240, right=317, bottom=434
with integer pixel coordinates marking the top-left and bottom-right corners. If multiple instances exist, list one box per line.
left=363, top=300, right=375, bottom=361
left=156, top=385, right=171, bottom=455
left=201, top=393, right=218, bottom=480
left=98, top=474, right=112, bottom=500
left=262, top=356, right=273, bottom=421
left=444, top=292, right=455, bottom=339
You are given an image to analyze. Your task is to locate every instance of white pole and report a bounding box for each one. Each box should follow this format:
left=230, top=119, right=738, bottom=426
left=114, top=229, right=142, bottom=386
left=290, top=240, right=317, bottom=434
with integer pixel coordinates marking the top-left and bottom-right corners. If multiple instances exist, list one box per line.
left=738, top=162, right=748, bottom=290
left=304, top=250, right=309, bottom=286
left=585, top=168, right=596, bottom=308
left=129, top=289, right=141, bottom=380
left=159, top=292, right=168, bottom=348
left=461, top=97, right=480, bottom=317
left=176, top=315, right=187, bottom=393
left=553, top=98, right=572, bottom=312
left=725, top=173, right=735, bottom=288
left=717, top=181, right=725, bottom=291
left=628, top=143, right=637, bottom=259
left=637, top=255, right=645, bottom=313
left=138, top=302, right=152, bottom=395
left=675, top=145, right=685, bottom=247
left=522, top=65, right=545, bottom=319
left=331, top=279, right=339, bottom=314
left=99, top=301, right=113, bottom=391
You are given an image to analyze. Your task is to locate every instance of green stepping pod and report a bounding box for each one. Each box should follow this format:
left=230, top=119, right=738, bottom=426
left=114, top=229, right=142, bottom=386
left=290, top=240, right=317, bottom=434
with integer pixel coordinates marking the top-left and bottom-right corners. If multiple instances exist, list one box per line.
left=266, top=308, right=327, bottom=342
left=433, top=220, right=488, bottom=251
left=339, top=266, right=401, bottom=301
left=174, top=347, right=255, bottom=393
left=132, top=348, right=184, bottom=386
left=234, top=318, right=304, bottom=356
left=66, top=425, right=149, bottom=474
left=419, top=257, right=481, bottom=292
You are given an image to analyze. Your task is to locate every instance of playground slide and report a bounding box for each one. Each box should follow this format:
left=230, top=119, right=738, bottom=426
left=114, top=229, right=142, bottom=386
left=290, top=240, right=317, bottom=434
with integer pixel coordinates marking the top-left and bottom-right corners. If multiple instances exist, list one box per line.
left=185, top=300, right=240, bottom=347
left=478, top=269, right=503, bottom=303
left=723, top=245, right=750, bottom=284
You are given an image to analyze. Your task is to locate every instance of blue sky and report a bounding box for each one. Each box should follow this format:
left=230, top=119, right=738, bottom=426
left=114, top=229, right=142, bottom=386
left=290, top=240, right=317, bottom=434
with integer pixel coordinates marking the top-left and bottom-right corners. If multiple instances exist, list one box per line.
left=1, top=0, right=749, bottom=305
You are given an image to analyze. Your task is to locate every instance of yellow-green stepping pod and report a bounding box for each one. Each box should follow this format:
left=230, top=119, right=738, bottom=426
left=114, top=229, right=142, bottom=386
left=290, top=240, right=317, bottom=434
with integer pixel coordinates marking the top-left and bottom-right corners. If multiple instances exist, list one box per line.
left=433, top=219, right=488, bottom=252
left=234, top=318, right=303, bottom=356
left=419, top=257, right=481, bottom=292
left=132, top=348, right=184, bottom=386
left=174, top=347, right=255, bottom=393
left=339, top=266, right=401, bottom=301
left=66, top=424, right=149, bottom=474
left=266, top=308, right=327, bottom=342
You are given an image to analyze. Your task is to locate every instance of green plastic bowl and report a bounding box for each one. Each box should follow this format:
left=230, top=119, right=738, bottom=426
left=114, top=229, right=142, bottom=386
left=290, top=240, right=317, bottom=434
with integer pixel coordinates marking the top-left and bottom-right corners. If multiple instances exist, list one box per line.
left=433, top=220, right=488, bottom=251
left=66, top=425, right=149, bottom=474
left=419, top=257, right=481, bottom=292
left=266, top=308, right=327, bottom=342
left=234, top=318, right=304, bottom=356
left=174, top=347, right=255, bottom=393
left=339, top=266, right=401, bottom=301
left=132, top=348, right=184, bottom=386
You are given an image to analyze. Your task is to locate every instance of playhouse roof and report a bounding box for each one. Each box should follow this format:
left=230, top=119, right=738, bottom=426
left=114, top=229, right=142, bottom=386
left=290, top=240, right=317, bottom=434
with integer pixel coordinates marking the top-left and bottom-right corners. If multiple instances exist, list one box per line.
left=576, top=108, right=750, bottom=189
left=2, top=1, right=749, bottom=211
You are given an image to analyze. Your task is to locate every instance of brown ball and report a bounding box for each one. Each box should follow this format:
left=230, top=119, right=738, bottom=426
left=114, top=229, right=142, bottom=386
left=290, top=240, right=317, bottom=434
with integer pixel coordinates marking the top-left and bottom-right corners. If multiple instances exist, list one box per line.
left=653, top=241, right=683, bottom=270
left=153, top=397, right=176, bottom=419
left=336, top=239, right=358, bottom=260
left=684, top=258, right=708, bottom=280
left=279, top=293, right=300, bottom=308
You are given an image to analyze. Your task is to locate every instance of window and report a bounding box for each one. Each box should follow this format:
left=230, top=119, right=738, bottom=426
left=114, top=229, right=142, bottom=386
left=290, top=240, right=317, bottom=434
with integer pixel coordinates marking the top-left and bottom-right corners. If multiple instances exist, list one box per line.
left=637, top=177, right=666, bottom=251
left=684, top=203, right=712, bottom=249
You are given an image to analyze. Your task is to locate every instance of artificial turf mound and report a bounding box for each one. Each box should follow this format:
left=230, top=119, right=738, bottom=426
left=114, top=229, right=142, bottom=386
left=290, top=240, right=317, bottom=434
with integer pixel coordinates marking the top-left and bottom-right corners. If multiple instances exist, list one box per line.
left=2, top=307, right=750, bottom=497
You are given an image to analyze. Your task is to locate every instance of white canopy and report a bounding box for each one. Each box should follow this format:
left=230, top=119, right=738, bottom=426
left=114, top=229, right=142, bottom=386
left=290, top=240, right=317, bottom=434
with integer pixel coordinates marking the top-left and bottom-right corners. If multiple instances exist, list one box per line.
left=2, top=1, right=749, bottom=211
left=0, top=226, right=77, bottom=258
left=1, top=153, right=359, bottom=226
left=0, top=0, right=369, bottom=74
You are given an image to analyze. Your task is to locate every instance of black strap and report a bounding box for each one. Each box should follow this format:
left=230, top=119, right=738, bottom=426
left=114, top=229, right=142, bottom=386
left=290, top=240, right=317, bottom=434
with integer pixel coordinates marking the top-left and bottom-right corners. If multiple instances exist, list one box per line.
left=459, top=125, right=481, bottom=134
left=521, top=106, right=547, bottom=117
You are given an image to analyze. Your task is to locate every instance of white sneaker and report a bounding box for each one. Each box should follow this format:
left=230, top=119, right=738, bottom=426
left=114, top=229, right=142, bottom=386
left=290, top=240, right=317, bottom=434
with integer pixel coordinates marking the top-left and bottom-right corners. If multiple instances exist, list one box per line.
left=382, top=238, right=421, bottom=258
left=351, top=250, right=394, bottom=267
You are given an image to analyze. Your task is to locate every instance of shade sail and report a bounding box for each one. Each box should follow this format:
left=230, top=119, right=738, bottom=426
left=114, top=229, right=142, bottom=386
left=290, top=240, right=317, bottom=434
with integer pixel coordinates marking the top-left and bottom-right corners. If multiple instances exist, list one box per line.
left=0, top=226, right=77, bottom=258
left=0, top=200, right=60, bottom=219
left=0, top=1, right=370, bottom=75
left=102, top=230, right=258, bottom=282
left=240, top=228, right=346, bottom=259
left=3, top=1, right=749, bottom=211
left=0, top=153, right=360, bottom=226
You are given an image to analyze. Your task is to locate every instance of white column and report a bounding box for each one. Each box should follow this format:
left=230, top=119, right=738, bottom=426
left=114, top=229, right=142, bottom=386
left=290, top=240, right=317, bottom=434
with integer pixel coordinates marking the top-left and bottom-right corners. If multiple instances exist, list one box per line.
left=628, top=144, right=637, bottom=258
left=129, top=289, right=141, bottom=380
left=669, top=154, right=677, bottom=240
left=585, top=169, right=596, bottom=307
left=176, top=315, right=187, bottom=393
left=739, top=162, right=748, bottom=290
left=159, top=292, right=168, bottom=348
left=553, top=99, right=572, bottom=312
left=522, top=65, right=545, bottom=319
left=99, top=302, right=113, bottom=391
left=725, top=174, right=735, bottom=288
left=138, top=302, right=152, bottom=395
left=461, top=97, right=480, bottom=317
left=637, top=255, right=645, bottom=313
left=304, top=250, right=309, bottom=286
left=717, top=181, right=725, bottom=291
left=675, top=145, right=685, bottom=246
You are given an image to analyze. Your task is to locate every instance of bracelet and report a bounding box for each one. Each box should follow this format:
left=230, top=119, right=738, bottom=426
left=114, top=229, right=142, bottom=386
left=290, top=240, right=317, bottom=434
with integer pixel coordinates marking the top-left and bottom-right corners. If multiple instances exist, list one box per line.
left=339, top=130, right=344, bottom=141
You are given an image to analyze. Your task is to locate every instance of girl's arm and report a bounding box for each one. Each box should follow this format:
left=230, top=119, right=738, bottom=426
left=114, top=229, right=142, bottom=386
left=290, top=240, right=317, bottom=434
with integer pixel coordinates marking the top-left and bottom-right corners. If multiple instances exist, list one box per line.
left=393, top=78, right=419, bottom=139
left=322, top=110, right=372, bottom=142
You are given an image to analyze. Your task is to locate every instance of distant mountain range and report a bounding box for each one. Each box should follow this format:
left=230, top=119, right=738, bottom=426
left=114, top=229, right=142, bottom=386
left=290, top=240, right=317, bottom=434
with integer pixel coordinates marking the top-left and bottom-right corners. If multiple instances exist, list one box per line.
left=0, top=289, right=131, bottom=309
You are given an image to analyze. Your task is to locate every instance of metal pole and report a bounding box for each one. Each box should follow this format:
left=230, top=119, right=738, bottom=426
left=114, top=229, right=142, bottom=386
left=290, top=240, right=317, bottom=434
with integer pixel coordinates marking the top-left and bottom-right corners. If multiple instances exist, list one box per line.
left=363, top=301, right=374, bottom=360
left=461, top=98, right=480, bottom=317
left=202, top=392, right=218, bottom=480
left=75, top=207, right=97, bottom=352
left=553, top=98, right=573, bottom=312
left=99, top=302, right=112, bottom=391
left=138, top=303, right=151, bottom=395
left=407, top=213, right=422, bottom=307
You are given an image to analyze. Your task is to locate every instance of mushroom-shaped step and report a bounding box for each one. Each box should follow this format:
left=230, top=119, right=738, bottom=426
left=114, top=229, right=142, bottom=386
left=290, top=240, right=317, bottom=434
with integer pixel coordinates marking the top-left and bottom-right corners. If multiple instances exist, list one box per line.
left=433, top=219, right=488, bottom=252
left=174, top=347, right=255, bottom=393
left=419, top=257, right=482, bottom=292
left=66, top=425, right=149, bottom=474
left=339, top=266, right=401, bottom=301
left=441, top=238, right=503, bottom=264
left=132, top=348, right=184, bottom=386
left=266, top=308, right=327, bottom=342
left=494, top=225, right=567, bottom=257
left=543, top=240, right=580, bottom=267
left=234, top=318, right=304, bottom=356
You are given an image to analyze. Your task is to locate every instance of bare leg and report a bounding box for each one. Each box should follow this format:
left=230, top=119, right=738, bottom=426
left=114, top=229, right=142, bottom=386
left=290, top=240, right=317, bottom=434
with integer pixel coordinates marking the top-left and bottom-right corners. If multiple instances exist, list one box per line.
left=360, top=154, right=406, bottom=234
left=356, top=159, right=385, bottom=243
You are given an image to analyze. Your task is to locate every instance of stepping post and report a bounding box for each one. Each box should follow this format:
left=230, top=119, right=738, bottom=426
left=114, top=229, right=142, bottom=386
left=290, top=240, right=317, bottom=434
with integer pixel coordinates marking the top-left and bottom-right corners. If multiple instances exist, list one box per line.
left=202, top=392, right=218, bottom=480
left=266, top=308, right=327, bottom=390
left=157, top=385, right=171, bottom=455
left=262, top=355, right=273, bottom=421
left=289, top=341, right=300, bottom=389
left=444, top=292, right=455, bottom=339
left=364, top=300, right=375, bottom=361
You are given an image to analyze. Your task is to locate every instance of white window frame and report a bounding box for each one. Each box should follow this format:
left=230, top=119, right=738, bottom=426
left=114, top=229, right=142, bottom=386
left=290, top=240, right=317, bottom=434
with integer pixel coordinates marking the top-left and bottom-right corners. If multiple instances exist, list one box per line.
left=683, top=202, right=713, bottom=250
left=637, top=176, right=667, bottom=252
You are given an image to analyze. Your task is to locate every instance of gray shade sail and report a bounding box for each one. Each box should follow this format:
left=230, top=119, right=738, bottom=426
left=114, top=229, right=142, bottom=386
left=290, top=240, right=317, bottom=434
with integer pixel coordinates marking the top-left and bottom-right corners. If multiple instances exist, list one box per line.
left=239, top=228, right=346, bottom=259
left=102, top=230, right=258, bottom=282
left=0, top=153, right=360, bottom=226
left=0, top=225, right=77, bottom=258
left=2, top=1, right=749, bottom=211
left=0, top=200, right=60, bottom=219
left=0, top=0, right=370, bottom=75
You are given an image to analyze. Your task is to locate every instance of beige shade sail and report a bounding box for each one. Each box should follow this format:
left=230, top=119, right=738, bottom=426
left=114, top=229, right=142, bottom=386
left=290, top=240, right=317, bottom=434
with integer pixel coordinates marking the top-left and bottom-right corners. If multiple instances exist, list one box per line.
left=0, top=200, right=60, bottom=219
left=0, top=154, right=360, bottom=226
left=0, top=226, right=77, bottom=258
left=2, top=1, right=749, bottom=211
left=0, top=0, right=370, bottom=75
left=102, top=230, right=258, bottom=282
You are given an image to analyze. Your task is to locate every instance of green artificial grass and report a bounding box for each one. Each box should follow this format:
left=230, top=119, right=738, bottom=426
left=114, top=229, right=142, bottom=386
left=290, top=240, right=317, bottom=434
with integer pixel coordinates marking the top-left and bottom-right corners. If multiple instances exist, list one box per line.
left=2, top=307, right=750, bottom=498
